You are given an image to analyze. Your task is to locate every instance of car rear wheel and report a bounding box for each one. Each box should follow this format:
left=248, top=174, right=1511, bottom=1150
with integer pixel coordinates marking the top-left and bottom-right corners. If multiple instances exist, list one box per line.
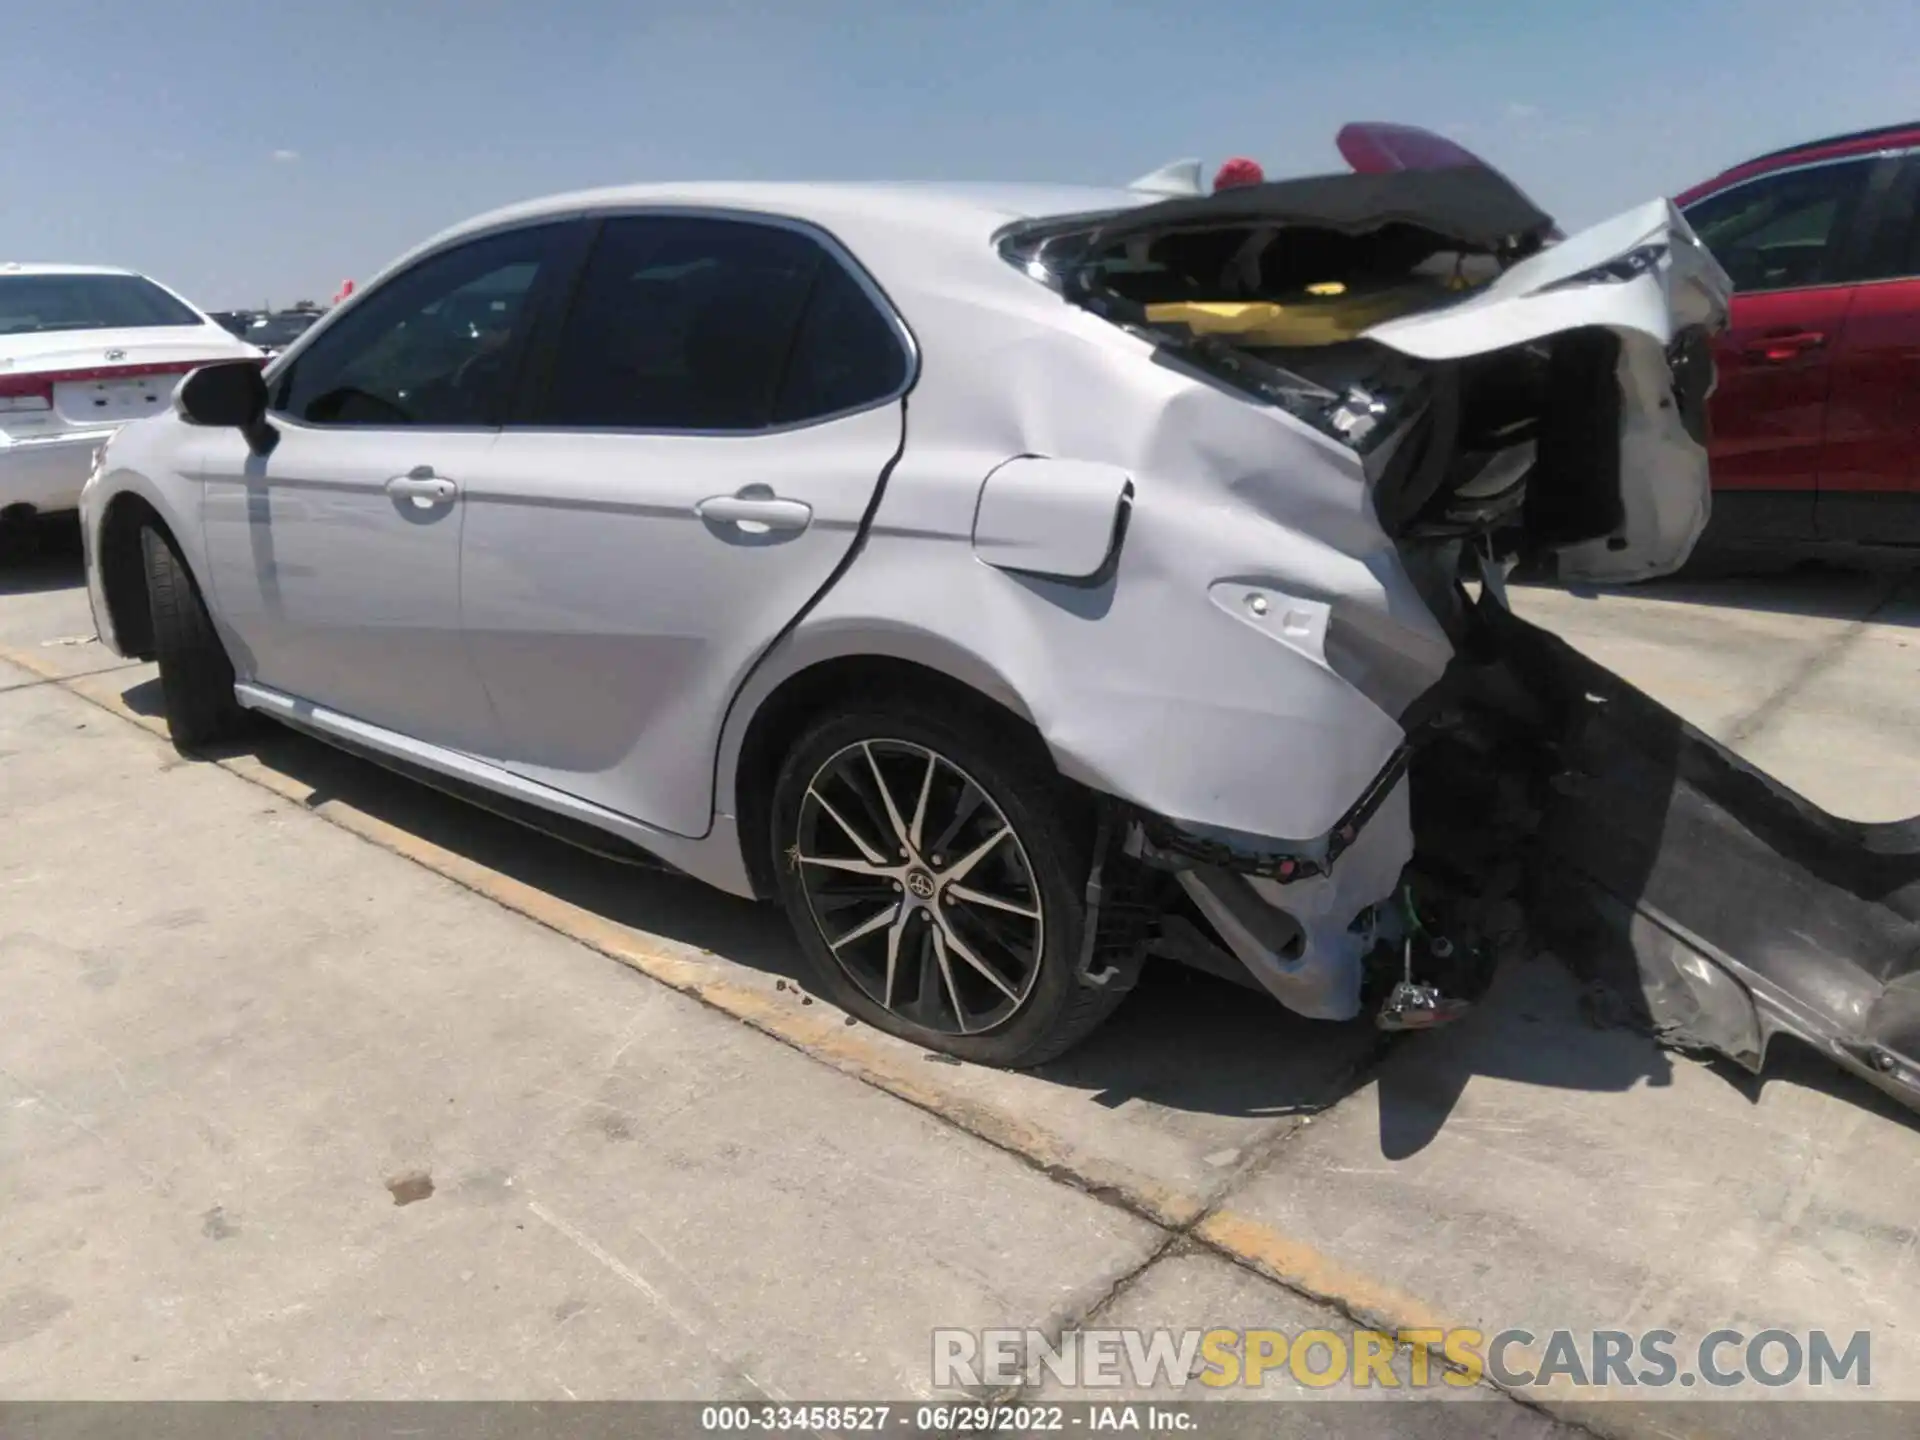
left=770, top=699, right=1133, bottom=1067
left=142, top=526, right=248, bottom=753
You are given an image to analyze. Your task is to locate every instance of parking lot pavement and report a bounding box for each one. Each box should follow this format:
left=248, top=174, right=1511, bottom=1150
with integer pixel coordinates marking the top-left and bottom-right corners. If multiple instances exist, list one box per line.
left=2, top=662, right=1178, bottom=1398
left=10, top=597, right=1381, bottom=1235
left=4, top=532, right=1919, bottom=1433
left=0, top=541, right=137, bottom=684
left=1510, top=569, right=1920, bottom=820
left=1206, top=957, right=1920, bottom=1430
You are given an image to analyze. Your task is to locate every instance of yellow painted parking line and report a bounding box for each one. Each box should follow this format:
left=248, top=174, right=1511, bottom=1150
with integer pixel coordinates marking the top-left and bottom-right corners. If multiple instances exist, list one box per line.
left=1189, top=1212, right=1704, bottom=1421
left=1194, top=1209, right=1468, bottom=1339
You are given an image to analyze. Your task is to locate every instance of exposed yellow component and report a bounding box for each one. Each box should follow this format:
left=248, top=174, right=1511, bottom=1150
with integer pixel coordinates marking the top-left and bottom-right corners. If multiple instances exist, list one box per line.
left=1144, top=279, right=1452, bottom=347
left=1139, top=301, right=1277, bottom=333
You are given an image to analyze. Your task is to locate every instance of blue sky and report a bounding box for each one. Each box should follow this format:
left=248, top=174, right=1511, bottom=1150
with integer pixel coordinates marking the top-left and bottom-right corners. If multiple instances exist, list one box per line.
left=7, top=0, right=1917, bottom=309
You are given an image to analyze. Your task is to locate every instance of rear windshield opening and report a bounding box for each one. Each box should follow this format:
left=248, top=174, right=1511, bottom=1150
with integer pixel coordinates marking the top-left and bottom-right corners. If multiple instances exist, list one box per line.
left=0, top=274, right=203, bottom=336
left=1003, top=205, right=1628, bottom=559
left=1077, top=223, right=1504, bottom=309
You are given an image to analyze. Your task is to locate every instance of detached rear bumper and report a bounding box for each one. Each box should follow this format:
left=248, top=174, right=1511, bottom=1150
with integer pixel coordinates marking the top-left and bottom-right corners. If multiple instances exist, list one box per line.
left=1394, top=600, right=1920, bottom=1115
left=1502, top=610, right=1920, bottom=1111
left=0, top=428, right=114, bottom=516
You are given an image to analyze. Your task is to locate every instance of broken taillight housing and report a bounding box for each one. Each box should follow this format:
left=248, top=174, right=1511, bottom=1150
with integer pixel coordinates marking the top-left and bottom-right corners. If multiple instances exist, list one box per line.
left=1541, top=241, right=1669, bottom=291
left=1667, top=324, right=1715, bottom=448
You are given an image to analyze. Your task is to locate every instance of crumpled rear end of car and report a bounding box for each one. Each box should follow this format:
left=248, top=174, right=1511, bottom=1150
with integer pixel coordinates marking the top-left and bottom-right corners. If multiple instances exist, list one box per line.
left=988, top=162, right=1731, bottom=1025
left=982, top=151, right=1920, bottom=1116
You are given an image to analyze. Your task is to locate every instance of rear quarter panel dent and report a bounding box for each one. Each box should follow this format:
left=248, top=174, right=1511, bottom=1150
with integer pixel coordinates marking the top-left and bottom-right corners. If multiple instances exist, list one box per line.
left=712, top=276, right=1433, bottom=843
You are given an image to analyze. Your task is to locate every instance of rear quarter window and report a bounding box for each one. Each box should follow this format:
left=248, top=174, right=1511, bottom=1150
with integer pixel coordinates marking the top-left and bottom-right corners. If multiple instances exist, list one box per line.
left=773, top=257, right=911, bottom=424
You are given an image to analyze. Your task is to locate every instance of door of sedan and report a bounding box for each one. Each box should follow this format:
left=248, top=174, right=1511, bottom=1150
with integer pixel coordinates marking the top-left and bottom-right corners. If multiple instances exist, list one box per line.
left=200, top=221, right=583, bottom=752
left=1815, top=154, right=1920, bottom=544
left=1680, top=152, right=1886, bottom=543
left=461, top=213, right=913, bottom=838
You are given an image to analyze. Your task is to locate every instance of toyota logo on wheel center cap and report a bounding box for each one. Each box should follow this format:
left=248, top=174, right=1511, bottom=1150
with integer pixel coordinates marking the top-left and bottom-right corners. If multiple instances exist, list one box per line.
left=905, top=869, right=936, bottom=900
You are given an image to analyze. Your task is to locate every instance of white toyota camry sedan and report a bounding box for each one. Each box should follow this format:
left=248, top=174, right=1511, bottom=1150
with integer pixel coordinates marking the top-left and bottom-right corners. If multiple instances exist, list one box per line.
left=0, top=263, right=261, bottom=526
left=78, top=136, right=1733, bottom=1067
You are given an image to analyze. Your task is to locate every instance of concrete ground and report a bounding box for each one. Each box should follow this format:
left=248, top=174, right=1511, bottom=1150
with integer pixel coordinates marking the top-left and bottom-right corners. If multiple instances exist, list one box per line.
left=2, top=523, right=1917, bottom=1437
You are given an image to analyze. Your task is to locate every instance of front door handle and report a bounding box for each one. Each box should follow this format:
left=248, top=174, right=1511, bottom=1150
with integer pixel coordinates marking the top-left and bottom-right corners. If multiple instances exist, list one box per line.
left=695, top=490, right=813, bottom=533
left=1742, top=330, right=1827, bottom=363
left=386, top=469, right=458, bottom=504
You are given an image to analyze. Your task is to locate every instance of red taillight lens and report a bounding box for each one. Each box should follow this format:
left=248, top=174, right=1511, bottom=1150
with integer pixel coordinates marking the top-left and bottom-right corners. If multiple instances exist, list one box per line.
left=0, top=359, right=251, bottom=414
left=0, top=372, right=53, bottom=412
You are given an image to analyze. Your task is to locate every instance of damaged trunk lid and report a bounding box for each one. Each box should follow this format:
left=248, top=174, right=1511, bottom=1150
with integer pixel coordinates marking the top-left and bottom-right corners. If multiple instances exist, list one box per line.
left=1005, top=139, right=1731, bottom=583
left=1007, top=135, right=1920, bottom=1118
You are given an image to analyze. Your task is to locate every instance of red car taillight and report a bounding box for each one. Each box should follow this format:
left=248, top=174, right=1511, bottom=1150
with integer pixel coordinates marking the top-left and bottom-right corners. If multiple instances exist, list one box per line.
left=0, top=358, right=261, bottom=415
left=0, top=372, right=54, bottom=412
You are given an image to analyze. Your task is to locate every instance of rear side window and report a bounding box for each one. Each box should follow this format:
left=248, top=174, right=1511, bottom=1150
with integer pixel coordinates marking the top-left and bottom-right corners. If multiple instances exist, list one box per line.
left=1682, top=158, right=1873, bottom=292
left=532, top=217, right=823, bottom=431
left=529, top=214, right=909, bottom=431
left=773, top=257, right=911, bottom=424
left=0, top=274, right=202, bottom=335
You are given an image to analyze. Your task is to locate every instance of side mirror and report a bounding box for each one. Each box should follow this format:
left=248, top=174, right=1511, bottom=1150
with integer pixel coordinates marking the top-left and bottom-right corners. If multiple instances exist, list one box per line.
left=176, top=360, right=278, bottom=456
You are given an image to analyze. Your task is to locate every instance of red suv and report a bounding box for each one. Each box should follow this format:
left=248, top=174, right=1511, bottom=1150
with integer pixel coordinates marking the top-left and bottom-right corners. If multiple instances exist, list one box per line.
left=1677, top=121, right=1920, bottom=554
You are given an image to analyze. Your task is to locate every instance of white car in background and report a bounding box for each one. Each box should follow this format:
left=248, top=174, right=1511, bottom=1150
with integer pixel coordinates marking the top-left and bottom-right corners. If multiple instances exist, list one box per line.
left=0, top=263, right=261, bottom=526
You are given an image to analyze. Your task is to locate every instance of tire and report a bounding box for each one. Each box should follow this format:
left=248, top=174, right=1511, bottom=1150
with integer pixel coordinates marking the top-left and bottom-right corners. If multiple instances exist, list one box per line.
left=142, top=525, right=248, bottom=753
left=770, top=697, right=1136, bottom=1067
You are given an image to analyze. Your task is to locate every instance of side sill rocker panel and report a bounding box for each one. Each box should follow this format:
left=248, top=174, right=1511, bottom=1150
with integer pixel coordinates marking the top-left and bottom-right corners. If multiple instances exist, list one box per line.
left=232, top=682, right=756, bottom=898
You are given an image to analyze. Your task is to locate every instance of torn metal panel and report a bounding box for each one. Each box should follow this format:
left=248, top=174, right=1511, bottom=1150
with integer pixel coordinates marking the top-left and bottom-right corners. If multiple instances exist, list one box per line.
left=1460, top=604, right=1920, bottom=1113
left=1080, top=165, right=1555, bottom=257
left=1126, top=159, right=1206, bottom=198
left=1170, top=776, right=1414, bottom=1020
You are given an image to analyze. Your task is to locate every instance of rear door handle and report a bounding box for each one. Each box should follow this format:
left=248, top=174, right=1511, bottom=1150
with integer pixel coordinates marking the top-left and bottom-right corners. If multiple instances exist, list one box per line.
left=1742, top=330, right=1827, bottom=363
left=386, top=469, right=458, bottom=504
left=695, top=491, right=813, bottom=533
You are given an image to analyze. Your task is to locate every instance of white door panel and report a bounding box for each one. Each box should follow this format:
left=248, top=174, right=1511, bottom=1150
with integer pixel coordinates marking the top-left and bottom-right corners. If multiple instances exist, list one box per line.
left=197, top=218, right=573, bottom=752
left=200, top=425, right=503, bottom=752
left=462, top=402, right=902, bottom=837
